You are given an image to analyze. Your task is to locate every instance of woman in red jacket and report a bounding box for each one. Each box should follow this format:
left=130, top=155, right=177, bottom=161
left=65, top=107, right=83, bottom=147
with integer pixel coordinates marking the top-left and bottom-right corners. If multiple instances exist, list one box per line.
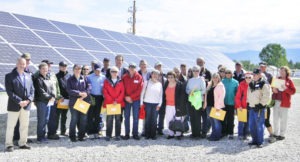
left=103, top=66, right=125, bottom=141
left=235, top=72, right=252, bottom=140
left=272, top=66, right=296, bottom=141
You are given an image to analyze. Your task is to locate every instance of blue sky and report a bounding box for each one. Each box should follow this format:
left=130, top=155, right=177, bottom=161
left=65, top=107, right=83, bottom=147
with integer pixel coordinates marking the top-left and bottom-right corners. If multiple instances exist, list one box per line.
left=1, top=0, right=300, bottom=53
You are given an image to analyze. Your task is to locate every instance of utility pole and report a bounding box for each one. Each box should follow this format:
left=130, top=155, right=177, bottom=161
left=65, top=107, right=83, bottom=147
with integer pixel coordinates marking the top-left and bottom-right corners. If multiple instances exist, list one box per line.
left=128, top=0, right=136, bottom=35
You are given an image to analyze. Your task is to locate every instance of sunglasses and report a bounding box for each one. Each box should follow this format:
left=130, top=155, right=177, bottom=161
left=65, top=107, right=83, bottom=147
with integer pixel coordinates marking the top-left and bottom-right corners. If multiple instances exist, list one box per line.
left=110, top=71, right=118, bottom=73
left=245, top=77, right=252, bottom=79
left=83, top=69, right=89, bottom=70
left=219, top=71, right=225, bottom=73
left=193, top=70, right=200, bottom=72
left=225, top=72, right=231, bottom=74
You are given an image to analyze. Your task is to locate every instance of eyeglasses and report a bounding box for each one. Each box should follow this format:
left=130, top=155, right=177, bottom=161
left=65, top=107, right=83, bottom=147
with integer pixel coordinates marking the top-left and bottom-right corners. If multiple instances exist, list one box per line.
left=193, top=70, right=199, bottom=72
left=245, top=77, right=252, bottom=79
left=110, top=71, right=118, bottom=73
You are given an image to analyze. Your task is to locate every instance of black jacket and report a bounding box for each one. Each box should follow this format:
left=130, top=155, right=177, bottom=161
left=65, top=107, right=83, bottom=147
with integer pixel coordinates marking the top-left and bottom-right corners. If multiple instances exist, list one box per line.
left=67, top=75, right=90, bottom=107
left=162, top=80, right=187, bottom=117
left=56, top=70, right=71, bottom=99
left=5, top=68, right=35, bottom=111
left=33, top=73, right=55, bottom=103
left=200, top=68, right=211, bottom=86
left=105, top=67, right=128, bottom=79
left=233, top=70, right=245, bottom=83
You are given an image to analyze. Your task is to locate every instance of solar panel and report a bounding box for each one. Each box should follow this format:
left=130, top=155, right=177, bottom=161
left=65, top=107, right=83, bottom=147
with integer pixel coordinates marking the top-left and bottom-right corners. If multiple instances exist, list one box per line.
left=140, top=45, right=166, bottom=57
left=0, top=43, right=21, bottom=63
left=0, top=11, right=235, bottom=89
left=88, top=51, right=116, bottom=62
left=140, top=37, right=164, bottom=47
left=0, top=26, right=46, bottom=45
left=14, top=14, right=61, bottom=33
left=103, top=30, right=133, bottom=43
left=97, top=39, right=131, bottom=54
left=13, top=45, right=71, bottom=65
left=123, top=33, right=150, bottom=45
left=70, top=36, right=108, bottom=51
left=80, top=26, right=113, bottom=40
left=56, top=48, right=97, bottom=65
left=50, top=20, right=89, bottom=37
left=120, top=42, right=150, bottom=55
left=0, top=64, right=16, bottom=88
left=35, top=31, right=81, bottom=49
left=0, top=11, right=25, bottom=27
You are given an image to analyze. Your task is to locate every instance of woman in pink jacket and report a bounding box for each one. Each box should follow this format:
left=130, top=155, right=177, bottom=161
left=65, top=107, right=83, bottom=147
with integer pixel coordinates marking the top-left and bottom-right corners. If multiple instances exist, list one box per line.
left=204, top=73, right=226, bottom=141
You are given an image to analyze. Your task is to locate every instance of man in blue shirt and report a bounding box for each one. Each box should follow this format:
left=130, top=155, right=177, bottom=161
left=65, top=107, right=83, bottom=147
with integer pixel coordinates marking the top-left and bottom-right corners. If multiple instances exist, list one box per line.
left=87, top=63, right=106, bottom=138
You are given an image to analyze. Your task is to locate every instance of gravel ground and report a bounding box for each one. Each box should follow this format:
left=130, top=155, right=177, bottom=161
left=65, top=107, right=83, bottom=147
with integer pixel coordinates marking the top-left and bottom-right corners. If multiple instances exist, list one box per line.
left=0, top=93, right=300, bottom=161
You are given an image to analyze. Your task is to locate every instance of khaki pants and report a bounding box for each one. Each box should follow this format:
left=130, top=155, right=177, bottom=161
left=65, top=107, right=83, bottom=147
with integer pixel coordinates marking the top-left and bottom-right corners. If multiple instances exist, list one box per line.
left=5, top=108, right=30, bottom=147
left=273, top=100, right=289, bottom=137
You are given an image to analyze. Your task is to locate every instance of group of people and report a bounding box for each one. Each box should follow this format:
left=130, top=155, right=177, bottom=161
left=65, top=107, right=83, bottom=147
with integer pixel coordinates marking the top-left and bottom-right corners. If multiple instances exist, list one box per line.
left=4, top=53, right=296, bottom=152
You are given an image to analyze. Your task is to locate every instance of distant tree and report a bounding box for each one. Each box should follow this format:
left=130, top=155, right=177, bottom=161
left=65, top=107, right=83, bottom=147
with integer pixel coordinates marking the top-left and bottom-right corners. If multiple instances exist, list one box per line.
left=288, top=60, right=294, bottom=69
left=239, top=60, right=257, bottom=71
left=259, top=43, right=288, bottom=67
left=294, top=62, right=300, bottom=69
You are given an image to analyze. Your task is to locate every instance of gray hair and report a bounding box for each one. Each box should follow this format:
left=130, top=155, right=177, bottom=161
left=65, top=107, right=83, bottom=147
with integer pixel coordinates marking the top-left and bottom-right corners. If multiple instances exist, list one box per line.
left=192, top=65, right=201, bottom=71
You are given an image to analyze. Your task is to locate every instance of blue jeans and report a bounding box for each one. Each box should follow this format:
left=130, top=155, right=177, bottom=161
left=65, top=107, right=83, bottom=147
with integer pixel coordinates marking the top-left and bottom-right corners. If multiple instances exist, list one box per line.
left=36, top=101, right=51, bottom=140
left=125, top=100, right=140, bottom=136
left=47, top=104, right=58, bottom=136
left=206, top=106, right=222, bottom=140
left=144, top=102, right=158, bottom=138
left=249, top=108, right=265, bottom=145
left=157, top=105, right=165, bottom=132
left=69, top=107, right=87, bottom=139
left=205, top=106, right=212, bottom=134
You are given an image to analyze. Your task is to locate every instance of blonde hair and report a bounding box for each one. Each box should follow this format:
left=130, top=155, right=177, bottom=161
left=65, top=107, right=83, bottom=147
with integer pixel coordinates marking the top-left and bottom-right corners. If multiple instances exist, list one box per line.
left=207, top=73, right=221, bottom=92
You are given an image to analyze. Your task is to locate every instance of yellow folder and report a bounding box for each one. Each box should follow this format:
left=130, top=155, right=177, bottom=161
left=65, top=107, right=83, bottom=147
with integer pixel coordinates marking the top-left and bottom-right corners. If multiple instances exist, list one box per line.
left=74, top=99, right=90, bottom=114
left=209, top=107, right=226, bottom=121
left=106, top=104, right=121, bottom=115
left=57, top=99, right=69, bottom=109
left=237, top=109, right=247, bottom=122
left=101, top=105, right=106, bottom=114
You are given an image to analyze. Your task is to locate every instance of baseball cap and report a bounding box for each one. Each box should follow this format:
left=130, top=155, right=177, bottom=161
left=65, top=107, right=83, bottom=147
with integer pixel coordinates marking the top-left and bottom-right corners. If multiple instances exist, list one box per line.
left=128, top=62, right=137, bottom=68
left=94, top=63, right=101, bottom=71
left=41, top=59, right=53, bottom=64
left=259, top=62, right=267, bottom=66
left=253, top=68, right=261, bottom=74
left=59, top=61, right=68, bottom=67
left=21, top=53, right=31, bottom=60
left=154, top=62, right=162, bottom=67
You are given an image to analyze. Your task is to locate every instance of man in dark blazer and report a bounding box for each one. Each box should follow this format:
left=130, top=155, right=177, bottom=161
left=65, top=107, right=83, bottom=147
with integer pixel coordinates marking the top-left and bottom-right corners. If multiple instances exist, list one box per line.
left=105, top=55, right=128, bottom=79
left=5, top=58, right=35, bottom=152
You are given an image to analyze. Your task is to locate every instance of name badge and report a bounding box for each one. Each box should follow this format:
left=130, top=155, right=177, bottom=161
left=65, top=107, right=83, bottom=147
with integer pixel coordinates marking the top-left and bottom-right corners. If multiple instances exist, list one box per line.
left=134, top=80, right=139, bottom=83
left=80, top=79, right=84, bottom=83
left=255, top=84, right=260, bottom=88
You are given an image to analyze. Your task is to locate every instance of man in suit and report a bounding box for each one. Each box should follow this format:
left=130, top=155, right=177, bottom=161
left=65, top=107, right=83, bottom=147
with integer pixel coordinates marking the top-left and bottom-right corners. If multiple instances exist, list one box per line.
left=106, top=55, right=128, bottom=79
left=5, top=57, right=35, bottom=152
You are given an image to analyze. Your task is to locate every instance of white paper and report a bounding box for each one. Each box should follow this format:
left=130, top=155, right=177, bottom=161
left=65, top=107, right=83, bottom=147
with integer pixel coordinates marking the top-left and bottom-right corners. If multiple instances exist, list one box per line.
left=47, top=100, right=55, bottom=107
left=59, top=99, right=69, bottom=106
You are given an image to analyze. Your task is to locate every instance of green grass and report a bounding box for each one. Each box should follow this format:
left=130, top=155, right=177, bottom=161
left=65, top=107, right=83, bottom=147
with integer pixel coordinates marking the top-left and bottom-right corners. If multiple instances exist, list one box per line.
left=292, top=78, right=300, bottom=93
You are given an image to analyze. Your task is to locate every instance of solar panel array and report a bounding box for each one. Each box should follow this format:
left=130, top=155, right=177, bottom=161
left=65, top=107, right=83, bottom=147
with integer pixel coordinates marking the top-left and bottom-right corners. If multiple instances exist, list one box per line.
left=0, top=11, right=235, bottom=91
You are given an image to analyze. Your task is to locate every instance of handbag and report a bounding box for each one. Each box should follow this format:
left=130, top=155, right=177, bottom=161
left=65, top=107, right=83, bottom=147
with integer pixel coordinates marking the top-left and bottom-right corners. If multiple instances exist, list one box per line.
left=169, top=117, right=185, bottom=132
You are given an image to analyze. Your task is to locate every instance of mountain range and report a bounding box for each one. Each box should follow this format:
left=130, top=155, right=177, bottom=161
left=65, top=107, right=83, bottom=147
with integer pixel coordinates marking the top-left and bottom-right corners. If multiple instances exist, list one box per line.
left=224, top=48, right=300, bottom=64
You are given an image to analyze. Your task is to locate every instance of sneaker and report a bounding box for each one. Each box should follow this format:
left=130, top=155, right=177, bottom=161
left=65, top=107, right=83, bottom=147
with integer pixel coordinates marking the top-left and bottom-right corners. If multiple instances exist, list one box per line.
left=115, top=136, right=121, bottom=141
left=70, top=138, right=77, bottom=142
left=157, top=130, right=164, bottom=135
left=268, top=136, right=276, bottom=143
left=228, top=135, right=234, bottom=140
left=257, top=144, right=263, bottom=148
left=167, top=135, right=175, bottom=139
left=19, top=144, right=31, bottom=150
left=121, top=135, right=130, bottom=140
left=37, top=138, right=49, bottom=144
left=78, top=137, right=86, bottom=142
left=176, top=136, right=182, bottom=140
left=133, top=135, right=140, bottom=140
left=48, top=134, right=60, bottom=140
left=5, top=146, right=14, bottom=152
left=277, top=136, right=285, bottom=141
left=105, top=137, right=111, bottom=141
